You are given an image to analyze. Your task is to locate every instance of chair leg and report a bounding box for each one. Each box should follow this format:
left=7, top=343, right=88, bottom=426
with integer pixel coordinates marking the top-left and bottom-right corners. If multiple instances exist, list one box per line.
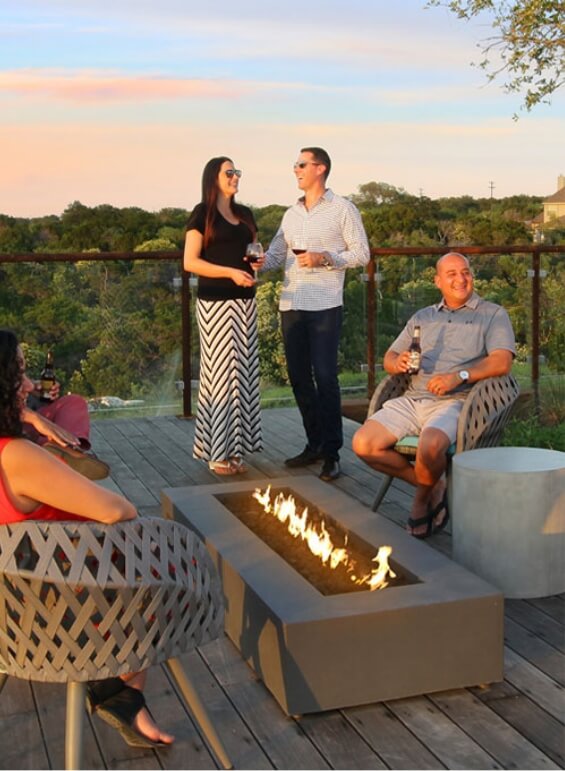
left=166, top=657, right=233, bottom=770
left=0, top=672, right=7, bottom=697
left=372, top=475, right=393, bottom=511
left=65, top=681, right=86, bottom=771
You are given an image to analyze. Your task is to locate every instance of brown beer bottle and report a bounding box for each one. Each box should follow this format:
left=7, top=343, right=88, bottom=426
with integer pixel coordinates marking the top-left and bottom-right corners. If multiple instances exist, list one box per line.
left=39, top=349, right=56, bottom=401
left=407, top=325, right=422, bottom=375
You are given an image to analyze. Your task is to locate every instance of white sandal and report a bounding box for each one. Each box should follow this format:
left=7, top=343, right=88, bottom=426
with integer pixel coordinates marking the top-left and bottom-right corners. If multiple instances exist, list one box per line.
left=229, top=457, right=248, bottom=474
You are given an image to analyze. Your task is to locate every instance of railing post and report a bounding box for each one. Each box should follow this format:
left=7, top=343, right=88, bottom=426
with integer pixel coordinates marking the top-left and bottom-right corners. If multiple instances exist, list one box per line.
left=181, top=267, right=193, bottom=418
left=366, top=256, right=376, bottom=398
left=531, top=248, right=541, bottom=416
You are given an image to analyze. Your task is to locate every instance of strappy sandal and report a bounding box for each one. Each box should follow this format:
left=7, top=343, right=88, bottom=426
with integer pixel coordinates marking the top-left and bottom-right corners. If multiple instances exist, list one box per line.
left=229, top=457, right=248, bottom=474
left=88, top=683, right=172, bottom=748
left=208, top=459, right=239, bottom=476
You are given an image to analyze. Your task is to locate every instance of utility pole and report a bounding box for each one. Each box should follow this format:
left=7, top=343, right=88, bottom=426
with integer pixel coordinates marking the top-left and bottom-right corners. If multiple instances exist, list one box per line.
left=489, top=181, right=495, bottom=198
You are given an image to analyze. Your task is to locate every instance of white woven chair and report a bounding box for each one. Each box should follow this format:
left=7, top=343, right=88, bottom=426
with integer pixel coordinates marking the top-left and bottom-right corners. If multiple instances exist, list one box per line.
left=367, top=373, right=520, bottom=511
left=0, top=517, right=231, bottom=770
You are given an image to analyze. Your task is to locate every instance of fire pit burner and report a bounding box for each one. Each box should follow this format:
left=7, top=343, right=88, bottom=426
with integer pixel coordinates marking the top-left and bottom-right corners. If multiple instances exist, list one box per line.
left=163, top=476, right=503, bottom=715
left=215, top=487, right=417, bottom=595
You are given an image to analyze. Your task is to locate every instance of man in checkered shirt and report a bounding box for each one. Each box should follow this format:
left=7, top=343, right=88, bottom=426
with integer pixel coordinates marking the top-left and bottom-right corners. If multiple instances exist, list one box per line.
left=262, top=147, right=370, bottom=481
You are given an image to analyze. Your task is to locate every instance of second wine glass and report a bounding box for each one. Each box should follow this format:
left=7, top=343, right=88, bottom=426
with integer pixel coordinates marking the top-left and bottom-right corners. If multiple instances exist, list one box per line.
left=246, top=242, right=263, bottom=274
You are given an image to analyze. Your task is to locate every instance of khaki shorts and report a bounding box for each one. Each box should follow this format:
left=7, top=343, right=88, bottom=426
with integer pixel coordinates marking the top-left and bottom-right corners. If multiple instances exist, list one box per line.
left=369, top=396, right=463, bottom=443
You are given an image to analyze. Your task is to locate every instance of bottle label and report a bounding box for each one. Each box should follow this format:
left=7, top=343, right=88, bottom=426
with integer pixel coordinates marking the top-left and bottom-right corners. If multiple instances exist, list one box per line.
left=41, top=378, right=55, bottom=398
left=407, top=351, right=421, bottom=372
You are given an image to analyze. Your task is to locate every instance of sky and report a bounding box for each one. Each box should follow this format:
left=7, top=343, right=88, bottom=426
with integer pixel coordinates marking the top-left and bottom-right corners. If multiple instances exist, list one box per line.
left=1, top=0, right=564, bottom=217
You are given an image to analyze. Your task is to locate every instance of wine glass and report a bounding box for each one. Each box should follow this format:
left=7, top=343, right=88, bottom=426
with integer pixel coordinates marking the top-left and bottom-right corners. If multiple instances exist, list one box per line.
left=291, top=235, right=311, bottom=272
left=246, top=242, right=263, bottom=274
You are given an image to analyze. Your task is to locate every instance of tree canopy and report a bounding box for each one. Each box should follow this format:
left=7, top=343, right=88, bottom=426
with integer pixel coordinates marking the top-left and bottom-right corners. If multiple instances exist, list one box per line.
left=427, top=0, right=565, bottom=114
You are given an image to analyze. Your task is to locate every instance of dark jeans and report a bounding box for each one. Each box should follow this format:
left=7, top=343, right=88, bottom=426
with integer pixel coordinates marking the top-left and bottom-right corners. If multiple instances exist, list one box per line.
left=281, top=306, right=343, bottom=460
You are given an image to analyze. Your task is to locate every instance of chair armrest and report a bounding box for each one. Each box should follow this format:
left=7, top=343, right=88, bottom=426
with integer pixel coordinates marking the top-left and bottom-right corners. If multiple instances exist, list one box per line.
left=456, top=374, right=520, bottom=453
left=367, top=373, right=412, bottom=419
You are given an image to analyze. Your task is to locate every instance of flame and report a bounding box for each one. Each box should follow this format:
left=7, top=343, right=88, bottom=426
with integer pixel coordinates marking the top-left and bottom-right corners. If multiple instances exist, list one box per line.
left=252, top=486, right=396, bottom=591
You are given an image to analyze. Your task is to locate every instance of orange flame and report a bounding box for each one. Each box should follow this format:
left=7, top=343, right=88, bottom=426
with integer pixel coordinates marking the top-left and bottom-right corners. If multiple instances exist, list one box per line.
left=252, top=486, right=396, bottom=591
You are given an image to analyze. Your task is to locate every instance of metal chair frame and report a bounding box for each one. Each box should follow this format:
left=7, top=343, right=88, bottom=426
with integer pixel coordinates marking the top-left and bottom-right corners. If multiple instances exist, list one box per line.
left=0, top=518, right=232, bottom=770
left=367, top=373, right=520, bottom=511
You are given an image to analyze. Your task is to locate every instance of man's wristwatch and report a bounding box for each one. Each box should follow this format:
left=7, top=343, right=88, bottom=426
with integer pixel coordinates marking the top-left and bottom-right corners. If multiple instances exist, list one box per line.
left=458, top=370, right=470, bottom=383
left=319, top=252, right=333, bottom=269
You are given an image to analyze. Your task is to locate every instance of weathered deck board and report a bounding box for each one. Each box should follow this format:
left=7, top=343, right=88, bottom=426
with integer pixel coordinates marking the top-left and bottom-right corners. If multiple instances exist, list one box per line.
left=1, top=407, right=563, bottom=771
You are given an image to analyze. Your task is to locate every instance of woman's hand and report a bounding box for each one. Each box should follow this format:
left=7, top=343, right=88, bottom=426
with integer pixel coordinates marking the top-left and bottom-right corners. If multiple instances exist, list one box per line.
left=230, top=269, right=256, bottom=287
left=21, top=407, right=81, bottom=448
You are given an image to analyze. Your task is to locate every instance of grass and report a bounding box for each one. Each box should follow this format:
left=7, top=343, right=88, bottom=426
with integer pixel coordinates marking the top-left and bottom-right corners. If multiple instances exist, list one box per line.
left=90, top=367, right=564, bottom=451
left=502, top=369, right=565, bottom=451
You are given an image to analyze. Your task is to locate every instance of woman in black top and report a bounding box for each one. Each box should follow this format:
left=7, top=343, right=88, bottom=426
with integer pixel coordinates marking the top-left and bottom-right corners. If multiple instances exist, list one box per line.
left=184, top=157, right=263, bottom=474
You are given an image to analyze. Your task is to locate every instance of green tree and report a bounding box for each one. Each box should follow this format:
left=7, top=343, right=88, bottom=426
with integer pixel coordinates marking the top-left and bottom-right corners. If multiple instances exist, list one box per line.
left=426, top=0, right=565, bottom=114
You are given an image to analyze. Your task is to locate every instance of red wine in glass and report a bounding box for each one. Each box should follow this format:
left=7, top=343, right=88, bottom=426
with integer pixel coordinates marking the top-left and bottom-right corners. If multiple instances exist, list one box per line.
left=246, top=242, right=263, bottom=271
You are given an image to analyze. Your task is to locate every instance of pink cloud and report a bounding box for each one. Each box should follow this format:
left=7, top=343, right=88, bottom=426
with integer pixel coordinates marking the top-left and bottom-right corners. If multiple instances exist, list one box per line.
left=0, top=69, right=244, bottom=102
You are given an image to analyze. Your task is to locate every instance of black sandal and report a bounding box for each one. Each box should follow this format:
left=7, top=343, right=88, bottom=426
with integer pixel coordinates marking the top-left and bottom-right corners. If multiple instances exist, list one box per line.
left=430, top=490, right=450, bottom=534
left=86, top=677, right=126, bottom=710
left=89, top=682, right=170, bottom=749
left=407, top=511, right=433, bottom=540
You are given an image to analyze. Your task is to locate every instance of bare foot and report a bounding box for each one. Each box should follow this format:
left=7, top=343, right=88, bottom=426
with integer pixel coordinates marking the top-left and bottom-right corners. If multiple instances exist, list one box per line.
left=428, top=477, right=448, bottom=530
left=406, top=498, right=431, bottom=538
left=134, top=707, right=175, bottom=745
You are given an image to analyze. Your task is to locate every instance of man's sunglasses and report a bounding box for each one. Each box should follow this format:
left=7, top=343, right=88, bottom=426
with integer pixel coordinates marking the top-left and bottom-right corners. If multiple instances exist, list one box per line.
left=293, top=162, right=322, bottom=169
left=225, top=169, right=242, bottom=178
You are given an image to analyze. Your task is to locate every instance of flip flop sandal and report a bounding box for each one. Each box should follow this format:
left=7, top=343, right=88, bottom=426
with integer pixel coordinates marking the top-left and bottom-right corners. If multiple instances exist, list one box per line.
left=208, top=460, right=239, bottom=476
left=407, top=511, right=433, bottom=540
left=90, top=684, right=171, bottom=749
left=429, top=490, right=450, bottom=534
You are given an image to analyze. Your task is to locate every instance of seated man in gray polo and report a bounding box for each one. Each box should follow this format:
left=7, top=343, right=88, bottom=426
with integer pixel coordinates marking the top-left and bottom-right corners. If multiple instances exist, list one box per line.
left=352, top=252, right=515, bottom=539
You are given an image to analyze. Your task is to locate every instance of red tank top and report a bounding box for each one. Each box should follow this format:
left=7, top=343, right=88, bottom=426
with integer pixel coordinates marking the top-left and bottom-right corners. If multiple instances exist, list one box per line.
left=0, top=437, right=87, bottom=525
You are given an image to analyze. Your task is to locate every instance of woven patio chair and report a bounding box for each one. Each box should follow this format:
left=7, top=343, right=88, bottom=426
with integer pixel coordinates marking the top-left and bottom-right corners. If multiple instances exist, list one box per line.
left=0, top=517, right=231, bottom=770
left=366, top=373, right=520, bottom=511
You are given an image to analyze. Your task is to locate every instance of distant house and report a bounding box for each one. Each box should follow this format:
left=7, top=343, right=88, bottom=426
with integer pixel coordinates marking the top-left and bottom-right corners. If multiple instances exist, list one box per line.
left=530, top=175, right=565, bottom=237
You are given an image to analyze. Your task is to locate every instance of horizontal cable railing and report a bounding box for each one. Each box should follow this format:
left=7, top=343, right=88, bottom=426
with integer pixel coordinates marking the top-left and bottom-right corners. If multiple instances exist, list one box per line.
left=1, top=245, right=563, bottom=416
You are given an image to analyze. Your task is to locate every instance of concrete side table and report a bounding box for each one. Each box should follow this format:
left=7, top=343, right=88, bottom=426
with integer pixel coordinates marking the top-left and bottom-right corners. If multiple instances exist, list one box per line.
left=452, top=447, right=565, bottom=599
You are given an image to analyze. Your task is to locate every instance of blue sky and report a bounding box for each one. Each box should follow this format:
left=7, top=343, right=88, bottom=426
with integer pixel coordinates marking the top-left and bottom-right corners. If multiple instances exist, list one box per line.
left=1, top=0, right=563, bottom=216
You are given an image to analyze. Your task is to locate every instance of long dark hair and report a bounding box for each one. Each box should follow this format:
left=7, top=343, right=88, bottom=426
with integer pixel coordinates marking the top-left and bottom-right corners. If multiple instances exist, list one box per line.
left=0, top=329, right=24, bottom=438
left=200, top=156, right=256, bottom=247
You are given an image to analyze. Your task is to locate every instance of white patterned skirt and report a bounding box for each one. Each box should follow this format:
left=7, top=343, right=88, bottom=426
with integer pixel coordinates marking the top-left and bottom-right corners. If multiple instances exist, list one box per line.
left=193, top=298, right=262, bottom=462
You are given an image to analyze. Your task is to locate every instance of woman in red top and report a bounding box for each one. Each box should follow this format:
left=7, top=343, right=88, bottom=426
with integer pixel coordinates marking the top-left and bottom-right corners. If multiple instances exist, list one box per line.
left=0, top=329, right=174, bottom=749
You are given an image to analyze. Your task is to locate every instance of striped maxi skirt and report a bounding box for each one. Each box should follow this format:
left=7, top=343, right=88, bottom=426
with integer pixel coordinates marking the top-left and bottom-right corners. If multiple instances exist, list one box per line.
left=193, top=297, right=263, bottom=462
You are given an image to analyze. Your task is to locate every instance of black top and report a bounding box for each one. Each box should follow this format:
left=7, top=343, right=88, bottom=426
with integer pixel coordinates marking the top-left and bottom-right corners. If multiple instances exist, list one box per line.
left=186, top=203, right=257, bottom=300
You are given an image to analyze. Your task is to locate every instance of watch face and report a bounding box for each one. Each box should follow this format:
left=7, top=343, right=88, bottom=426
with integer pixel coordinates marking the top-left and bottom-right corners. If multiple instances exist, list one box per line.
left=459, top=370, right=469, bottom=381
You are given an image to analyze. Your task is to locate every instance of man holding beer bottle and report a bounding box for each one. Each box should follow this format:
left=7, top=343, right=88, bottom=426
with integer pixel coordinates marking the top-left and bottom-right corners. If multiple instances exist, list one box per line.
left=352, top=252, right=515, bottom=538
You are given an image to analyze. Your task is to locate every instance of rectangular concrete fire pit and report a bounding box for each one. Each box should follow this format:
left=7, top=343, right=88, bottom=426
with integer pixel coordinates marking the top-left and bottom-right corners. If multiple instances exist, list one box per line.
left=162, top=476, right=503, bottom=715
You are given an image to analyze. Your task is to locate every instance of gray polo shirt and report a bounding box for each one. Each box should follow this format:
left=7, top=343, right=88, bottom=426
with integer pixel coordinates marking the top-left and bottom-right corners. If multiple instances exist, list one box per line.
left=390, top=293, right=516, bottom=400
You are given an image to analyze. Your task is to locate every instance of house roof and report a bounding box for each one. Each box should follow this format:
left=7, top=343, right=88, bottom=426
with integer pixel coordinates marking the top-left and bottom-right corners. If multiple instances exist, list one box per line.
left=544, top=187, right=565, bottom=203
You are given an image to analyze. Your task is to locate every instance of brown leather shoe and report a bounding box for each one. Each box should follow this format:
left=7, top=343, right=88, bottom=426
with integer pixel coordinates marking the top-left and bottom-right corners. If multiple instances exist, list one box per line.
left=44, top=442, right=110, bottom=480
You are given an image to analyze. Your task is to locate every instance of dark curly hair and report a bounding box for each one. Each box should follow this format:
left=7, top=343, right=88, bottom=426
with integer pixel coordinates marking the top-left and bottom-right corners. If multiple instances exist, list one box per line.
left=0, top=329, right=24, bottom=437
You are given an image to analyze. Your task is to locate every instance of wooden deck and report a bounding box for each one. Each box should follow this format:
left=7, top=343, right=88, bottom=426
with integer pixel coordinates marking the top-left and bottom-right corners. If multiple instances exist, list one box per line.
left=1, top=407, right=563, bottom=770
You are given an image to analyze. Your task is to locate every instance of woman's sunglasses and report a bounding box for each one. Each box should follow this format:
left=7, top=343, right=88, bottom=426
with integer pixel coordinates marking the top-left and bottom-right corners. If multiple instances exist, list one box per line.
left=224, top=169, right=242, bottom=178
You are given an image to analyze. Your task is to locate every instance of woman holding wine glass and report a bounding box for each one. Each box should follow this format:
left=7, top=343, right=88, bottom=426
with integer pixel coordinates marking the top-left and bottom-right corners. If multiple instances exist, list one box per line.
left=183, top=157, right=263, bottom=475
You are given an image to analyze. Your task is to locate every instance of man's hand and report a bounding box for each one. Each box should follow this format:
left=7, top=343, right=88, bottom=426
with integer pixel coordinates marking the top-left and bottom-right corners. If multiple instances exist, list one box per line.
left=427, top=372, right=462, bottom=396
left=32, top=379, right=61, bottom=401
left=296, top=251, right=326, bottom=269
left=47, top=381, right=61, bottom=400
left=390, top=350, right=413, bottom=374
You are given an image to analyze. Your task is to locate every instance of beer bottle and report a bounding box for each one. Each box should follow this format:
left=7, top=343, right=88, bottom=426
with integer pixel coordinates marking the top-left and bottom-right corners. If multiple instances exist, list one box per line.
left=39, top=349, right=56, bottom=401
left=407, top=325, right=422, bottom=375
